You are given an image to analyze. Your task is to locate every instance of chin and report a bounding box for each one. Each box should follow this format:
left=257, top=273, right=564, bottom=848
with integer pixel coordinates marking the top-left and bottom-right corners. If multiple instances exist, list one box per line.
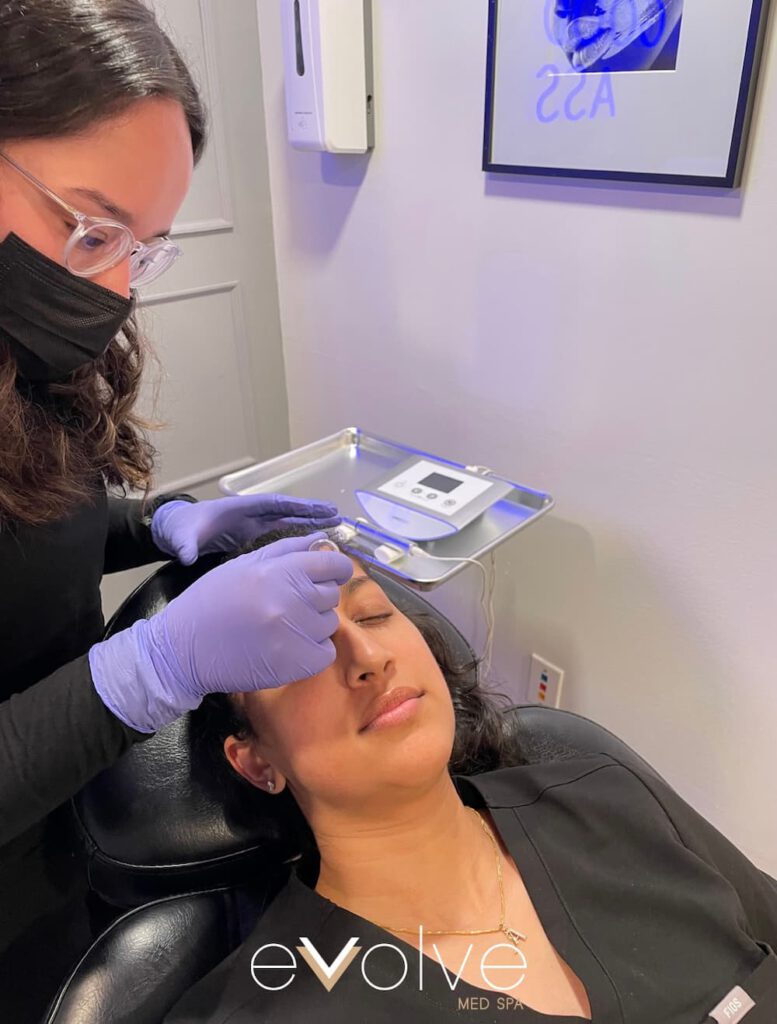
left=373, top=724, right=455, bottom=783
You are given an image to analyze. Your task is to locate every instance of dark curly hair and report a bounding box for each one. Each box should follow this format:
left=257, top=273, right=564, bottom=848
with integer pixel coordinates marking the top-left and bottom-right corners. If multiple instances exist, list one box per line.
left=0, top=0, right=207, bottom=525
left=188, top=526, right=529, bottom=881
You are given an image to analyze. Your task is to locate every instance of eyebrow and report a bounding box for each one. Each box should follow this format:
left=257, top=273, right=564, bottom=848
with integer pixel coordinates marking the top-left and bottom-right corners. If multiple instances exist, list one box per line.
left=69, top=187, right=135, bottom=225
left=68, top=187, right=172, bottom=239
left=344, top=575, right=377, bottom=596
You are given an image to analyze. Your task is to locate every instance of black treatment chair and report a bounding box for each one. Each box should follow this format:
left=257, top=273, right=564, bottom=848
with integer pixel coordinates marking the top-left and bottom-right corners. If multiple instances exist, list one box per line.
left=43, top=557, right=668, bottom=1024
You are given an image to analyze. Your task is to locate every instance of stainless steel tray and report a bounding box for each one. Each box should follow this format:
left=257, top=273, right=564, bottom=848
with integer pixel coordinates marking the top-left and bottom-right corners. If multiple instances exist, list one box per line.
left=220, top=428, right=553, bottom=590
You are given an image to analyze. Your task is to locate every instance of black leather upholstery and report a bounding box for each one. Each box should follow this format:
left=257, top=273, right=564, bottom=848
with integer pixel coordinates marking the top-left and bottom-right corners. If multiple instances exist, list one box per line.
left=48, top=557, right=666, bottom=1024
left=43, top=889, right=254, bottom=1024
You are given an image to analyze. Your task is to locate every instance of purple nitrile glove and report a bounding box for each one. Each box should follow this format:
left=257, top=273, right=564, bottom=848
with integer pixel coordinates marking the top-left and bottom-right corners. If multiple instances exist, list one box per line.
left=151, top=493, right=342, bottom=566
left=88, top=533, right=354, bottom=733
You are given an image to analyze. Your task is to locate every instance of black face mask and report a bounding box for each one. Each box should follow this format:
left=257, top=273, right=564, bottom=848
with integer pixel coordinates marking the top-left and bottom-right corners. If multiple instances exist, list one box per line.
left=0, top=232, right=135, bottom=383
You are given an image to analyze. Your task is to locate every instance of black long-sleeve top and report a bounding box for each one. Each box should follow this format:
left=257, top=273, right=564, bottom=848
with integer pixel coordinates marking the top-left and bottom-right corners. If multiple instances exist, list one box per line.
left=165, top=753, right=777, bottom=1024
left=0, top=487, right=176, bottom=953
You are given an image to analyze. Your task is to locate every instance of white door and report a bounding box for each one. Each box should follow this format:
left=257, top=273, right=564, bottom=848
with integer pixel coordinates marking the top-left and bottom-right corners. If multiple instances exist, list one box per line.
left=101, top=0, right=287, bottom=616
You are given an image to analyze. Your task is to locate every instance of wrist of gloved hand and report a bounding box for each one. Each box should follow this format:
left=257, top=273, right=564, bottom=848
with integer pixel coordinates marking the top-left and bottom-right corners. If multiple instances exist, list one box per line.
left=88, top=616, right=202, bottom=734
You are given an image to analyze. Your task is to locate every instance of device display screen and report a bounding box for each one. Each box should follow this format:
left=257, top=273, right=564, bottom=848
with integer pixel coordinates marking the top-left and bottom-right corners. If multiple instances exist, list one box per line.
left=418, top=472, right=462, bottom=494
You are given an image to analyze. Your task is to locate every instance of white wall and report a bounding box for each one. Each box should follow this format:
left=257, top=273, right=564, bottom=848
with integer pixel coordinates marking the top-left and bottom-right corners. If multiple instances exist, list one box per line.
left=255, top=2, right=777, bottom=871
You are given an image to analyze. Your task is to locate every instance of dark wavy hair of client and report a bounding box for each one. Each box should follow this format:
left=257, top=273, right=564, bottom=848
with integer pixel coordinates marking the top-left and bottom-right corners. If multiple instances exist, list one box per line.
left=0, top=0, right=207, bottom=526
left=188, top=524, right=530, bottom=885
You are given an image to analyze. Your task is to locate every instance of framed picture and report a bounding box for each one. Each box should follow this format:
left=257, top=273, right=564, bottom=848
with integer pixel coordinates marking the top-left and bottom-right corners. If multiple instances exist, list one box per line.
left=483, top=0, right=770, bottom=187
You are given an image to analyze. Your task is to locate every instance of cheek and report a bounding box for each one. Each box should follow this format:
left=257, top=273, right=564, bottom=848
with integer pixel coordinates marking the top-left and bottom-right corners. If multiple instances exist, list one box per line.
left=410, top=642, right=457, bottom=734
left=246, top=670, right=349, bottom=774
left=401, top=627, right=458, bottom=737
left=278, top=694, right=366, bottom=802
left=91, top=263, right=132, bottom=299
left=402, top=621, right=451, bottom=684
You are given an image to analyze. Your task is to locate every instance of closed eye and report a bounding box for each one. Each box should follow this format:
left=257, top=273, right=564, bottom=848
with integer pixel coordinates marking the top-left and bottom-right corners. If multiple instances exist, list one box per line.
left=356, top=613, right=394, bottom=626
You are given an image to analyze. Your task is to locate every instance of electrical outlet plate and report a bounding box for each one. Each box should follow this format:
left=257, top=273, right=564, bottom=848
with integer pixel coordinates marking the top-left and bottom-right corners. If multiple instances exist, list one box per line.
left=528, top=655, right=565, bottom=708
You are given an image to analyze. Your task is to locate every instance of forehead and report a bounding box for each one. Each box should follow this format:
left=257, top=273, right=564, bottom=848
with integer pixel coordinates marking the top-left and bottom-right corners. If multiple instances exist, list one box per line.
left=84, top=100, right=192, bottom=235
left=18, top=98, right=193, bottom=239
left=337, top=558, right=386, bottom=605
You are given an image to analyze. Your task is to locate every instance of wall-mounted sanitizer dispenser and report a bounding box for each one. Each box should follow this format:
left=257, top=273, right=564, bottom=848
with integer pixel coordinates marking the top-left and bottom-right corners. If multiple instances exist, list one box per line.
left=281, top=0, right=374, bottom=153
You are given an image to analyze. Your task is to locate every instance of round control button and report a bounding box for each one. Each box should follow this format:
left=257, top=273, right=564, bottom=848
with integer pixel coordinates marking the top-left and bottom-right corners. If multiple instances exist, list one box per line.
left=411, top=487, right=423, bottom=494
left=443, top=499, right=457, bottom=507
left=427, top=493, right=438, bottom=500
left=393, top=480, right=407, bottom=489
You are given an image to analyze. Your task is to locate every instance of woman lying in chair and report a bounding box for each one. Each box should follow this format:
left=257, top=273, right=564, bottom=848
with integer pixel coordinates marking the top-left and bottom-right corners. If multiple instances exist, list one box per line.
left=166, top=527, right=777, bottom=1024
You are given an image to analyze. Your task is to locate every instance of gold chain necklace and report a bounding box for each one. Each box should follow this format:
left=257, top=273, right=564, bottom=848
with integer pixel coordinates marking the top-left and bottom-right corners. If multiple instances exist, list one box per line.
left=370, top=808, right=527, bottom=952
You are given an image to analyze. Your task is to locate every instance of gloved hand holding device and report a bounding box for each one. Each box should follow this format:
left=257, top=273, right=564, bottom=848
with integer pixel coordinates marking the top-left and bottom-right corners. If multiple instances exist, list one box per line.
left=88, top=534, right=354, bottom=734
left=151, top=493, right=342, bottom=565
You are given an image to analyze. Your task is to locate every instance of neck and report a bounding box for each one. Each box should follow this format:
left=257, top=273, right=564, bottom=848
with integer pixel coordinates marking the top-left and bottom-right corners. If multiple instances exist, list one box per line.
left=309, top=774, right=501, bottom=932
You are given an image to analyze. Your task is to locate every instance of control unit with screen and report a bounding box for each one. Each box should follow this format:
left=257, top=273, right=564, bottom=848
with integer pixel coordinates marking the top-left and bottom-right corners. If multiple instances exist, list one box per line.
left=355, top=458, right=514, bottom=541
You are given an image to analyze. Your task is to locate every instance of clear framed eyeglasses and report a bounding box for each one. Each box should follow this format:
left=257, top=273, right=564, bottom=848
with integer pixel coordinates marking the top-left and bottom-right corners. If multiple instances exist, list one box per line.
left=0, top=150, right=182, bottom=287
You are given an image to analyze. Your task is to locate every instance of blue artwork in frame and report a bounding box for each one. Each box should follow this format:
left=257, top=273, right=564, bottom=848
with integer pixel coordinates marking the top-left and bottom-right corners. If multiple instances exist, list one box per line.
left=483, top=0, right=770, bottom=187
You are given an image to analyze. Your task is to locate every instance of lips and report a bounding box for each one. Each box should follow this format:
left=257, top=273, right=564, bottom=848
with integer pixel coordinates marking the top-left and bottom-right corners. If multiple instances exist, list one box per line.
left=564, top=20, right=613, bottom=71
left=359, top=686, right=423, bottom=732
left=561, top=0, right=670, bottom=71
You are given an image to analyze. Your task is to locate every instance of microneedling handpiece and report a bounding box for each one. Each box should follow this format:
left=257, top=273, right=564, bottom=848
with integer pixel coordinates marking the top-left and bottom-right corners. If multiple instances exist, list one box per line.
left=308, top=538, right=342, bottom=553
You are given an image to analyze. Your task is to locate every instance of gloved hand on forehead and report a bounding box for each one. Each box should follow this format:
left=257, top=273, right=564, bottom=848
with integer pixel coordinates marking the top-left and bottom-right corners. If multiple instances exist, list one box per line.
left=151, top=493, right=341, bottom=565
left=88, top=533, right=354, bottom=734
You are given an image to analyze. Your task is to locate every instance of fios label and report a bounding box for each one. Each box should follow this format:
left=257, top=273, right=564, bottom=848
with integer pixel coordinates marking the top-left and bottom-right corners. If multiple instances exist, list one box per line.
left=708, top=986, right=755, bottom=1024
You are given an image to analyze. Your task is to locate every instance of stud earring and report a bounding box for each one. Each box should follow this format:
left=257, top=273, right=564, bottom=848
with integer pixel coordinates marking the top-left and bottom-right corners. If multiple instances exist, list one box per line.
left=266, top=780, right=276, bottom=793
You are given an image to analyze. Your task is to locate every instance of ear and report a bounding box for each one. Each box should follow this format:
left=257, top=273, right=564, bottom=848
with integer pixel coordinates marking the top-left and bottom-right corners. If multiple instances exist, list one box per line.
left=223, top=734, right=287, bottom=795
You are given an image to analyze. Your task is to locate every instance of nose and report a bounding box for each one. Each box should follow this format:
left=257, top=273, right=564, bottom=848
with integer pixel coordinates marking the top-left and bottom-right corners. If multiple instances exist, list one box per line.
left=335, top=621, right=396, bottom=689
left=92, top=258, right=132, bottom=299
